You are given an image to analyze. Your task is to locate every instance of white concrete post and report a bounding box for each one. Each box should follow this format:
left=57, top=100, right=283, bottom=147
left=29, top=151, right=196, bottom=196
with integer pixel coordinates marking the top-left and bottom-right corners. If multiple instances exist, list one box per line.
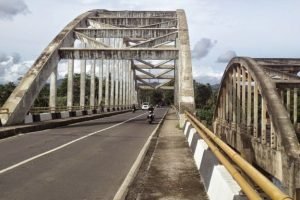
left=80, top=42, right=86, bottom=109
left=236, top=66, right=241, bottom=124
left=241, top=67, right=246, bottom=125
left=247, top=72, right=252, bottom=133
left=49, top=66, right=57, bottom=112
left=67, top=59, right=74, bottom=110
left=104, top=38, right=110, bottom=111
left=253, top=82, right=258, bottom=138
left=98, top=60, right=103, bottom=109
left=115, top=38, right=120, bottom=110
left=293, top=88, right=298, bottom=126
left=80, top=59, right=86, bottom=109
left=109, top=39, right=115, bottom=110
left=90, top=60, right=96, bottom=109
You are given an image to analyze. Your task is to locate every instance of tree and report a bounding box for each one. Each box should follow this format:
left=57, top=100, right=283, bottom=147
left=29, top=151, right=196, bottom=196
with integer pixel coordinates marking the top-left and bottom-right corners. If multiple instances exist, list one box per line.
left=0, top=82, right=16, bottom=107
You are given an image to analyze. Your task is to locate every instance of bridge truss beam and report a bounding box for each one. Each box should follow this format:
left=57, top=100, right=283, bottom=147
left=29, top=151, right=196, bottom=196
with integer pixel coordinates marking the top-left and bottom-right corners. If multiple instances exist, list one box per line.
left=0, top=9, right=195, bottom=132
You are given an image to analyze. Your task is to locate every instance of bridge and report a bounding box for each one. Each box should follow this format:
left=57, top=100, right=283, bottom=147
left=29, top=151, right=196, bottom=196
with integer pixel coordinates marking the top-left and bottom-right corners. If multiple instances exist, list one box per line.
left=0, top=9, right=299, bottom=200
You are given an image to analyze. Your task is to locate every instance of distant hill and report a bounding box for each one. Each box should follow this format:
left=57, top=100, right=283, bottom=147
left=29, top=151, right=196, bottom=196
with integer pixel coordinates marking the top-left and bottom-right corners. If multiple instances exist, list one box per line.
left=194, top=75, right=221, bottom=85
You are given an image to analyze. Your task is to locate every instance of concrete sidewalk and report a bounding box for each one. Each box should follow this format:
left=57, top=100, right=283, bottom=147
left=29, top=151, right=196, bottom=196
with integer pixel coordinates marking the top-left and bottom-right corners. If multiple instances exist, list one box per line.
left=126, top=108, right=208, bottom=200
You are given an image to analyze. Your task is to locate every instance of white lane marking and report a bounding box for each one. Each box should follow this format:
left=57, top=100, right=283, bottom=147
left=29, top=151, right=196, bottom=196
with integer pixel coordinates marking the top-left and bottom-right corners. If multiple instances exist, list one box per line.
left=0, top=112, right=146, bottom=175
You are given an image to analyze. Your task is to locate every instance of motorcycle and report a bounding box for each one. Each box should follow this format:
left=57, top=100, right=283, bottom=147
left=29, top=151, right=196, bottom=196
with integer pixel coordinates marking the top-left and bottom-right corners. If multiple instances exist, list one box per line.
left=147, top=110, right=154, bottom=124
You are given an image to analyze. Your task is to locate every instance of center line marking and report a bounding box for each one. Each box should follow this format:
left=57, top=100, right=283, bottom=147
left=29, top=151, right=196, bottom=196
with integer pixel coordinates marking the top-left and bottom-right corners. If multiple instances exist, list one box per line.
left=0, top=112, right=146, bottom=175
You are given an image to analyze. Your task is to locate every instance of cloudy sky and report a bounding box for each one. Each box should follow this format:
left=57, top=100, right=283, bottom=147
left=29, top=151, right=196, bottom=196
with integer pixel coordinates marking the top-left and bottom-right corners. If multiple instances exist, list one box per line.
left=1, top=0, right=300, bottom=84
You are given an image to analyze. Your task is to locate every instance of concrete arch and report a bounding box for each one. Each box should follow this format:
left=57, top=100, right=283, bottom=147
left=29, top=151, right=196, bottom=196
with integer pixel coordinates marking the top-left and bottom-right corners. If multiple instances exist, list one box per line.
left=214, top=57, right=300, bottom=156
left=0, top=9, right=195, bottom=126
left=0, top=10, right=99, bottom=125
left=213, top=57, right=300, bottom=195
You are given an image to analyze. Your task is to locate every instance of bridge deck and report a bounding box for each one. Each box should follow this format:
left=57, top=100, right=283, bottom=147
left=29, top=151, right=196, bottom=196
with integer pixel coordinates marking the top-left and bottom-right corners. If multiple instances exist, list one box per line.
left=0, top=109, right=167, bottom=200
left=126, top=108, right=208, bottom=199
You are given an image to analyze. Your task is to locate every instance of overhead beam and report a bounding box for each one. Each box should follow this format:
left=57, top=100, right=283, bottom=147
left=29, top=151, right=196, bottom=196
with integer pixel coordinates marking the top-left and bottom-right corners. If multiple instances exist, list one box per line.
left=275, top=80, right=300, bottom=88
left=136, top=77, right=154, bottom=88
left=156, top=69, right=174, bottom=78
left=74, top=32, right=109, bottom=48
left=88, top=17, right=175, bottom=27
left=88, top=19, right=118, bottom=28
left=138, top=19, right=177, bottom=28
left=130, top=32, right=177, bottom=48
left=96, top=11, right=177, bottom=18
left=136, top=75, right=174, bottom=79
left=139, top=85, right=174, bottom=90
left=74, top=28, right=177, bottom=39
left=135, top=68, right=155, bottom=78
left=264, top=67, right=300, bottom=81
left=59, top=48, right=178, bottom=60
left=134, top=64, right=174, bottom=69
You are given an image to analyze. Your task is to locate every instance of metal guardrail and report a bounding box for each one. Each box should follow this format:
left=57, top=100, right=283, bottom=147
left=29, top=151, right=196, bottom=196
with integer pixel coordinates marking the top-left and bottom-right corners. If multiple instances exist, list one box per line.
left=185, top=111, right=292, bottom=200
left=29, top=106, right=103, bottom=114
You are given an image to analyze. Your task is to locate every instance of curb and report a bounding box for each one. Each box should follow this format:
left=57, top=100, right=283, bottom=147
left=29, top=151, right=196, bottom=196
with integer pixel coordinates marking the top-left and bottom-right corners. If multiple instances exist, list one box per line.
left=0, top=110, right=130, bottom=140
left=113, top=109, right=169, bottom=200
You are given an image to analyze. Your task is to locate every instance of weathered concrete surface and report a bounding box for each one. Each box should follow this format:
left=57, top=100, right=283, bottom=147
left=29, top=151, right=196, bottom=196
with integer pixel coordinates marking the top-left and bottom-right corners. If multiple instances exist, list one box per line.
left=176, top=9, right=196, bottom=127
left=0, top=10, right=98, bottom=126
left=214, top=57, right=300, bottom=197
left=59, top=48, right=178, bottom=60
left=126, top=109, right=208, bottom=200
left=75, top=28, right=178, bottom=39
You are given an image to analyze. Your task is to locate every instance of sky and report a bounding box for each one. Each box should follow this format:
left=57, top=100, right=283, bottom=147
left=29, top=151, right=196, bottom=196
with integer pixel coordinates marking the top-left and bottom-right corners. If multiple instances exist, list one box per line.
left=1, top=0, right=300, bottom=84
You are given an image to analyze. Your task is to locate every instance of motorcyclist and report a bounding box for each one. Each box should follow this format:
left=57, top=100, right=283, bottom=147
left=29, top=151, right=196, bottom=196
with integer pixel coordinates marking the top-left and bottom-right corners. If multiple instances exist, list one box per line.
left=147, top=105, right=155, bottom=123
left=132, top=104, right=136, bottom=112
left=148, top=104, right=154, bottom=113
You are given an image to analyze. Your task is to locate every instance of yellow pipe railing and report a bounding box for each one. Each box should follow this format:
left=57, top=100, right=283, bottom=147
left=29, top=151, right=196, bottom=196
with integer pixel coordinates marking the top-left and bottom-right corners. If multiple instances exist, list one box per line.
left=185, top=111, right=292, bottom=200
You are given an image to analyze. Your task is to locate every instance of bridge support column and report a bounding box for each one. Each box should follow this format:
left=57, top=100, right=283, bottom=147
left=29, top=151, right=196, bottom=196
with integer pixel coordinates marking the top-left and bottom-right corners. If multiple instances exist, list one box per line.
left=176, top=9, right=195, bottom=127
left=67, top=59, right=74, bottom=110
left=294, top=88, right=298, bottom=126
left=115, top=59, right=119, bottom=110
left=80, top=59, right=86, bottom=109
left=49, top=66, right=57, bottom=112
left=253, top=81, right=258, bottom=138
left=247, top=73, right=252, bottom=133
left=98, top=60, right=103, bottom=111
left=287, top=88, right=291, bottom=117
left=119, top=61, right=123, bottom=109
left=236, top=66, right=241, bottom=124
left=90, top=60, right=96, bottom=109
left=122, top=61, right=126, bottom=109
left=105, top=60, right=110, bottom=111
left=241, top=67, right=246, bottom=125
left=125, top=62, right=129, bottom=108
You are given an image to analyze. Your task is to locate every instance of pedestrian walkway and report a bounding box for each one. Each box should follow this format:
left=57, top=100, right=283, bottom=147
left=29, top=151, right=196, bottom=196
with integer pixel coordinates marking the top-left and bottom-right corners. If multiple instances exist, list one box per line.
left=126, top=108, right=208, bottom=200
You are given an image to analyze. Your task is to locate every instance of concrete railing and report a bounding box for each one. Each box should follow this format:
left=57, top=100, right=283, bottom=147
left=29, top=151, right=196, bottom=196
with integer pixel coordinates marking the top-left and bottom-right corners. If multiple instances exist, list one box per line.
left=184, top=111, right=292, bottom=200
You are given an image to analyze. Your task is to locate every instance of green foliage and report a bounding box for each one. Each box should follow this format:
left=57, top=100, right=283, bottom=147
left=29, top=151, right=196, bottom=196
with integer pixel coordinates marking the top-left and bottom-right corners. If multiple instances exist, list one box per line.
left=139, top=89, right=174, bottom=106
left=0, top=82, right=16, bottom=107
left=194, top=81, right=219, bottom=125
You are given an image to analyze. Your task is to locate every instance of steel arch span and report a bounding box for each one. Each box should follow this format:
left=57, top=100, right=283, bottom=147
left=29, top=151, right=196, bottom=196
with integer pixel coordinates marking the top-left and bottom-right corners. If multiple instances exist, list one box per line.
left=213, top=57, right=300, bottom=196
left=0, top=9, right=195, bottom=126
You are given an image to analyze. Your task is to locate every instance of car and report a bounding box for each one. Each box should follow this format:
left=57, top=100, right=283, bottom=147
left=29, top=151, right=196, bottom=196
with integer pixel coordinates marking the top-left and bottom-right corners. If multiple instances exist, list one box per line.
left=142, top=102, right=150, bottom=110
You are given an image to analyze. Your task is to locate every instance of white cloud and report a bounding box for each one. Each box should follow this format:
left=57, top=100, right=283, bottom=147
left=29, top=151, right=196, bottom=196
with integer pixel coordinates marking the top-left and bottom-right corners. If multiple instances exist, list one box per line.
left=0, top=0, right=30, bottom=20
left=0, top=57, right=33, bottom=83
left=217, top=50, right=237, bottom=63
left=192, top=38, right=217, bottom=60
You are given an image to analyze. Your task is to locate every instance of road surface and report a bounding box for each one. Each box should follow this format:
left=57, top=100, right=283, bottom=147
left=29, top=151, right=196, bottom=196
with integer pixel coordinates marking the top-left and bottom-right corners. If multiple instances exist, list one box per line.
left=0, top=108, right=167, bottom=200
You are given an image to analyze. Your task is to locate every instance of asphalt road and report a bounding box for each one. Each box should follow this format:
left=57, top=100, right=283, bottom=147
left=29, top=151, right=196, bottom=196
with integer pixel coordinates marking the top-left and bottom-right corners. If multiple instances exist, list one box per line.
left=0, top=108, right=167, bottom=200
